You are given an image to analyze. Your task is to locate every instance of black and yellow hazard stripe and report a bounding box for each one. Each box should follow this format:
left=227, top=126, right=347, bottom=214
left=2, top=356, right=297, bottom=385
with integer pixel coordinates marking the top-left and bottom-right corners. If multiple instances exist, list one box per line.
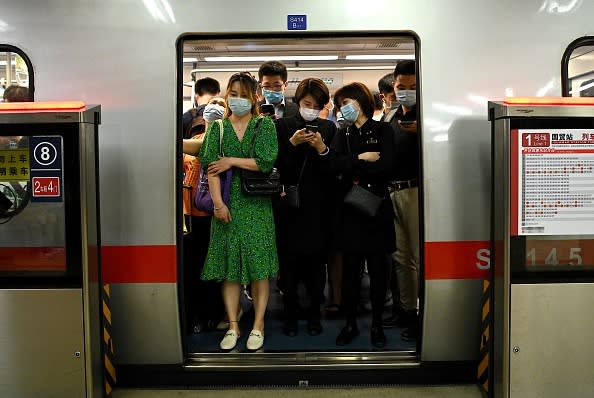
left=477, top=279, right=490, bottom=397
left=102, top=283, right=116, bottom=397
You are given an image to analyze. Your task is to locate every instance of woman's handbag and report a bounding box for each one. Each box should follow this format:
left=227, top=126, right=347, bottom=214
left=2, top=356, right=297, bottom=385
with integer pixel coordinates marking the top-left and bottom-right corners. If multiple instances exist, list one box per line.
left=241, top=117, right=282, bottom=196
left=342, top=129, right=383, bottom=218
left=343, top=183, right=382, bottom=218
left=277, top=150, right=308, bottom=210
left=194, top=120, right=232, bottom=213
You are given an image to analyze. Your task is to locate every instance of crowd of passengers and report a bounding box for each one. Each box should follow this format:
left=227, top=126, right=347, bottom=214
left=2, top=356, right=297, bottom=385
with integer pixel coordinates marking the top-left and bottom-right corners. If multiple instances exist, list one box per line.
left=182, top=60, right=419, bottom=352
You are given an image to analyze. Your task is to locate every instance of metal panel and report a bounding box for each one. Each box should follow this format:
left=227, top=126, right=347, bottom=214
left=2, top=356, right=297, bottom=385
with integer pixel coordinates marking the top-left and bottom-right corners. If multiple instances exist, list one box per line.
left=421, top=279, right=483, bottom=361
left=0, top=106, right=100, bottom=124
left=80, top=121, right=103, bottom=398
left=510, top=283, right=594, bottom=398
left=110, top=283, right=183, bottom=364
left=492, top=117, right=512, bottom=398
left=0, top=289, right=85, bottom=397
left=490, top=101, right=594, bottom=120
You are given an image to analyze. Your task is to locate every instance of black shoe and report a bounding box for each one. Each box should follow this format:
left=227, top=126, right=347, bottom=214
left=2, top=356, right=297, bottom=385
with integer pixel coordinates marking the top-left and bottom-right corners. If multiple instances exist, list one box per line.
left=282, top=319, right=298, bottom=337
left=370, top=325, right=386, bottom=348
left=401, top=324, right=418, bottom=341
left=307, top=318, right=323, bottom=336
left=336, top=324, right=359, bottom=346
left=382, top=313, right=401, bottom=328
left=382, top=308, right=413, bottom=328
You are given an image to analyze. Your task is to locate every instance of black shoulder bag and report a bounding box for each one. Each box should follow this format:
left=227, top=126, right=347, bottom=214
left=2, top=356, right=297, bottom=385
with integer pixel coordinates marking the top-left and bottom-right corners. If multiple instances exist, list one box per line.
left=277, top=150, right=308, bottom=209
left=342, top=128, right=383, bottom=218
left=241, top=117, right=282, bottom=195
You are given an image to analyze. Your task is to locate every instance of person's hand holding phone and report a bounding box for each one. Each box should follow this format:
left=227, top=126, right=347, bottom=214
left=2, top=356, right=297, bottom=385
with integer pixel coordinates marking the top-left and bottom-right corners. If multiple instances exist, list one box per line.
left=289, top=128, right=314, bottom=146
left=307, top=131, right=326, bottom=153
left=398, top=120, right=417, bottom=133
left=260, top=104, right=275, bottom=119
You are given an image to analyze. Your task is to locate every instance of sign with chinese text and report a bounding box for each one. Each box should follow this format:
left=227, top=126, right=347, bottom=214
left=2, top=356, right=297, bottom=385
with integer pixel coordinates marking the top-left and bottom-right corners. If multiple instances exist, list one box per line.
left=512, top=129, right=594, bottom=235
left=0, top=149, right=30, bottom=181
left=29, top=136, right=63, bottom=202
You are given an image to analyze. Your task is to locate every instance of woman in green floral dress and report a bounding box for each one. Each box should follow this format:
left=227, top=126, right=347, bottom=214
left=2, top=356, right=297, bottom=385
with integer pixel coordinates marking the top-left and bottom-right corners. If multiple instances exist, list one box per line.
left=199, top=72, right=278, bottom=351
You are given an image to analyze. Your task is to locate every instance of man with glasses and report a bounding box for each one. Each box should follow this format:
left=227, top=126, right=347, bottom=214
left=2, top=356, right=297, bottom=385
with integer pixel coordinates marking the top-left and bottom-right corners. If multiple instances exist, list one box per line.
left=257, top=61, right=299, bottom=119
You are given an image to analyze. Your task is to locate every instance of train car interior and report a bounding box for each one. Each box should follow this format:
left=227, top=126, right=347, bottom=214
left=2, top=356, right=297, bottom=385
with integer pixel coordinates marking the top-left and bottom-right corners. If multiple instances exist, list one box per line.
left=177, top=34, right=422, bottom=366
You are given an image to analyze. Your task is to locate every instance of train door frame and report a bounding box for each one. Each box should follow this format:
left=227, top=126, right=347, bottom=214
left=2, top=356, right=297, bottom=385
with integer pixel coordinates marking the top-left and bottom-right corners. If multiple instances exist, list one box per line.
left=0, top=44, right=34, bottom=101
left=562, top=36, right=594, bottom=97
left=174, top=31, right=426, bottom=368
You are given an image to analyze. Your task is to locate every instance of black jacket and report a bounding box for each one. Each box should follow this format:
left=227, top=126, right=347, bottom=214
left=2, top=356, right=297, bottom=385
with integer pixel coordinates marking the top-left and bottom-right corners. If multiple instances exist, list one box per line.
left=273, top=115, right=337, bottom=254
left=323, top=118, right=396, bottom=254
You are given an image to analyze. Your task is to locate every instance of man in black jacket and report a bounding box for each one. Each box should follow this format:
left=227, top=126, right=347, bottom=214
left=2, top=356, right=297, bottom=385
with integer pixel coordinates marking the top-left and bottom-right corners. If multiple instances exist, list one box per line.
left=258, top=61, right=299, bottom=119
left=382, top=60, right=420, bottom=341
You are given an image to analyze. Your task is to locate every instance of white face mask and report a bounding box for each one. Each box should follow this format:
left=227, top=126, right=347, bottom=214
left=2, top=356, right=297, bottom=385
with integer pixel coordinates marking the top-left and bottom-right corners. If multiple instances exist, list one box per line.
left=299, top=107, right=320, bottom=121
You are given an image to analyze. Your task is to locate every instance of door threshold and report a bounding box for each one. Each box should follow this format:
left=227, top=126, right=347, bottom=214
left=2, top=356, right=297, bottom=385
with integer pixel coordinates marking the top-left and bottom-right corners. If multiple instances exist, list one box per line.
left=184, top=350, right=420, bottom=371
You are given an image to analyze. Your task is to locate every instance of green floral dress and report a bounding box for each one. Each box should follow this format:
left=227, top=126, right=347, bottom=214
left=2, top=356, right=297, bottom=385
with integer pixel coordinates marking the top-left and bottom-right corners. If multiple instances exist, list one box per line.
left=199, top=116, right=279, bottom=284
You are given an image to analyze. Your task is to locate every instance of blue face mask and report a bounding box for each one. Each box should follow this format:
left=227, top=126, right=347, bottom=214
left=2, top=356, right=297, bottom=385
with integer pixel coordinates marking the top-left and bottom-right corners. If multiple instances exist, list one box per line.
left=262, top=89, right=284, bottom=105
left=396, top=90, right=416, bottom=108
left=340, top=101, right=360, bottom=122
left=203, top=104, right=225, bottom=122
left=228, top=97, right=252, bottom=116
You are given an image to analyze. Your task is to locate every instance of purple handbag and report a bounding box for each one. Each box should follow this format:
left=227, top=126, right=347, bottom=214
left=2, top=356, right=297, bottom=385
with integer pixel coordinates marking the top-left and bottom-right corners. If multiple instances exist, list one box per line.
left=194, top=120, right=232, bottom=213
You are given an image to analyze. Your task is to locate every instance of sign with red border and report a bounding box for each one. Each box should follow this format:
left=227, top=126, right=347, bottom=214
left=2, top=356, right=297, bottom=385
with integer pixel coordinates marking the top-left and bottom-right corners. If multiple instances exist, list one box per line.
left=32, top=176, right=60, bottom=197
left=511, top=129, right=594, bottom=235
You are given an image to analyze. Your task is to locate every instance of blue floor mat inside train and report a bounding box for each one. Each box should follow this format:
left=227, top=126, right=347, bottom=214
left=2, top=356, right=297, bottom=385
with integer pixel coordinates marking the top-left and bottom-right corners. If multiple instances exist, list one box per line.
left=186, top=273, right=417, bottom=353
left=186, top=314, right=415, bottom=353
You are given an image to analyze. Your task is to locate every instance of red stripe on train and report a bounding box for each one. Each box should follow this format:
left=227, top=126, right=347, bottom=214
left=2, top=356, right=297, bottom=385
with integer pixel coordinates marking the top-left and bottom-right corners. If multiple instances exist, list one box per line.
left=102, top=245, right=177, bottom=283
left=1, top=242, right=490, bottom=282
left=0, top=247, right=66, bottom=271
left=424, top=241, right=490, bottom=280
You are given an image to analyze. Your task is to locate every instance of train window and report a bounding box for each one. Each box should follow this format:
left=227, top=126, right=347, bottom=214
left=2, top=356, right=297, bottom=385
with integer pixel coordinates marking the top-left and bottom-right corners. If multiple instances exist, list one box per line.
left=0, top=45, right=33, bottom=102
left=177, top=34, right=421, bottom=364
left=562, top=37, right=594, bottom=97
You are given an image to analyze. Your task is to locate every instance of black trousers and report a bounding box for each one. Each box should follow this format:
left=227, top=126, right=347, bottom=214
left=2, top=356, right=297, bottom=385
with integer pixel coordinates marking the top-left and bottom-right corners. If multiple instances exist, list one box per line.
left=280, top=252, right=325, bottom=321
left=183, top=216, right=224, bottom=328
left=341, top=253, right=389, bottom=326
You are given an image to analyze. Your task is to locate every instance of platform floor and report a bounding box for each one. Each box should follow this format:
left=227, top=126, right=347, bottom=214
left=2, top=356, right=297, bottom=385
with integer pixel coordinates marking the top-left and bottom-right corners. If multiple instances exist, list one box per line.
left=114, top=385, right=483, bottom=398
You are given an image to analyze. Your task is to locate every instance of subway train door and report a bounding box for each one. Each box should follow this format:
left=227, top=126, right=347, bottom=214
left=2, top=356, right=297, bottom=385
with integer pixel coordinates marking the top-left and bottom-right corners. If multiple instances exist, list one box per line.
left=176, top=33, right=425, bottom=376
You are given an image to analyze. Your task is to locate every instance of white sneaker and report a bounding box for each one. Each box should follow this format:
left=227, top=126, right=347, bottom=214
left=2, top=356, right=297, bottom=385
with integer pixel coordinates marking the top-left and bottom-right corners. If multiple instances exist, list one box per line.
left=220, top=330, right=239, bottom=350
left=246, top=329, right=264, bottom=351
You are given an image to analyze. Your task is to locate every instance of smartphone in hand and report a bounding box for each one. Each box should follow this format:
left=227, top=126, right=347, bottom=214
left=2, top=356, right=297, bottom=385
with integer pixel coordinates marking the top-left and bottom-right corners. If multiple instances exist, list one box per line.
left=260, top=104, right=274, bottom=115
left=305, top=124, right=318, bottom=134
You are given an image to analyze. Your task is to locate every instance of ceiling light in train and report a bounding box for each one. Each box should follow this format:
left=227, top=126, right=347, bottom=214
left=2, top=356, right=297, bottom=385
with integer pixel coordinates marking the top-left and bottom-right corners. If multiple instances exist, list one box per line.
left=204, top=56, right=338, bottom=62
left=183, top=58, right=198, bottom=63
left=345, top=54, right=415, bottom=60
left=569, top=80, right=594, bottom=95
left=191, top=66, right=394, bottom=73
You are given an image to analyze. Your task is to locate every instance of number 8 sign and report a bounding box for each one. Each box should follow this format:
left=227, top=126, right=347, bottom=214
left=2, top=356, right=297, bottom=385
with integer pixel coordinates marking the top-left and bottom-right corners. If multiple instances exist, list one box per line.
left=33, top=142, right=58, bottom=166
left=29, top=136, right=63, bottom=202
